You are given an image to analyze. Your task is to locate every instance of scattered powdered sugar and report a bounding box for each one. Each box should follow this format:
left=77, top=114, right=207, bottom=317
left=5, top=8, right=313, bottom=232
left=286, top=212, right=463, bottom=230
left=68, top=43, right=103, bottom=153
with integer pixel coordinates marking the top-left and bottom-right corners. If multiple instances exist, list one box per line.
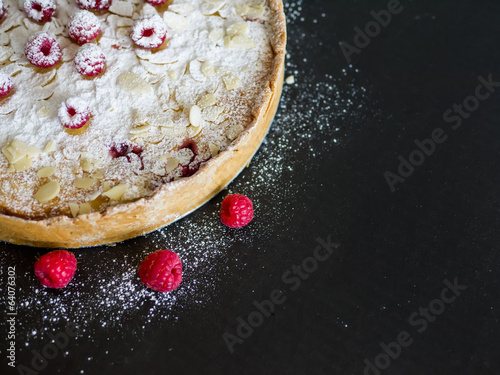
left=0, top=0, right=382, bottom=360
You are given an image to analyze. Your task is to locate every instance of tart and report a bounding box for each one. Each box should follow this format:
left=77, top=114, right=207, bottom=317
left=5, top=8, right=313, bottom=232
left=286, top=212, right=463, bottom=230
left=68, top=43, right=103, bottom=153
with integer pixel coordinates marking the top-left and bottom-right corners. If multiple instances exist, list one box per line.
left=0, top=0, right=286, bottom=248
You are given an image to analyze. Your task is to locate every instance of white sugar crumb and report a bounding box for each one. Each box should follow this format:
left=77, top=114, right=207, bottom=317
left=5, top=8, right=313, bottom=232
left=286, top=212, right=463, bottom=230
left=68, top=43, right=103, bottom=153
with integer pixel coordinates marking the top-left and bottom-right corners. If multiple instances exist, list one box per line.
left=285, top=75, right=295, bottom=84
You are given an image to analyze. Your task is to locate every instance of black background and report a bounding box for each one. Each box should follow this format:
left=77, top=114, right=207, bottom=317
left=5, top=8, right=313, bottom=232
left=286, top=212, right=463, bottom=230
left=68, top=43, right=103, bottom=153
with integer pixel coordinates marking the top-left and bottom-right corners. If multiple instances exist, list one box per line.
left=1, top=0, right=500, bottom=374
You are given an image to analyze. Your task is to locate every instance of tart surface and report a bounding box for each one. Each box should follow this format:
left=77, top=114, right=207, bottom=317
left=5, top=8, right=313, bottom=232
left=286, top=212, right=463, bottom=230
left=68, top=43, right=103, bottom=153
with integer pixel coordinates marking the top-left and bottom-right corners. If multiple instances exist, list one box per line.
left=0, top=0, right=286, bottom=247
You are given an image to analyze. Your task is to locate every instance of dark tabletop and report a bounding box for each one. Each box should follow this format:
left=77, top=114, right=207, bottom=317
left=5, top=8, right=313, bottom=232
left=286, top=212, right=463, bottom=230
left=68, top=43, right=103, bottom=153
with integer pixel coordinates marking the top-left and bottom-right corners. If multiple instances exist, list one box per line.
left=1, top=0, right=500, bottom=374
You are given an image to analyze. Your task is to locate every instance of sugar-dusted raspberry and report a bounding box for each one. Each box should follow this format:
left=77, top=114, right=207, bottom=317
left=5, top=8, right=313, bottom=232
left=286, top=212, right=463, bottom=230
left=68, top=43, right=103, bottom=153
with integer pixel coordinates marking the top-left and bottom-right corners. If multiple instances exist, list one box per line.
left=68, top=10, right=101, bottom=44
left=146, top=0, right=169, bottom=6
left=130, top=14, right=167, bottom=49
left=0, top=0, right=6, bottom=22
left=25, top=32, right=61, bottom=68
left=24, top=0, right=56, bottom=23
left=76, top=0, right=111, bottom=11
left=220, top=194, right=254, bottom=228
left=139, top=250, right=182, bottom=292
left=34, top=250, right=77, bottom=289
left=74, top=44, right=105, bottom=77
left=0, top=72, right=13, bottom=100
left=58, top=97, right=91, bottom=129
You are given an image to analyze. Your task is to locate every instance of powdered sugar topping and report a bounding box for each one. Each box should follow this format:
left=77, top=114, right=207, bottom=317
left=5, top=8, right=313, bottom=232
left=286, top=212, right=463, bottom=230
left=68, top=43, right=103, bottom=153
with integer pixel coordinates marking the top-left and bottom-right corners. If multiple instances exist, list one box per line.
left=0, top=0, right=282, bottom=218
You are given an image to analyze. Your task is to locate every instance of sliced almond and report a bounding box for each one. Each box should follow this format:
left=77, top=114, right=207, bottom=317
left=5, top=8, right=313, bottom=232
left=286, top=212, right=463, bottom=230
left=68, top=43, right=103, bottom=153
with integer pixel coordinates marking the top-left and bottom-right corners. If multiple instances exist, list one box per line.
left=208, top=28, right=224, bottom=42
left=35, top=181, right=60, bottom=203
left=118, top=72, right=153, bottom=95
left=165, top=158, right=179, bottom=173
left=227, top=23, right=248, bottom=37
left=225, top=35, right=255, bottom=49
left=80, top=158, right=95, bottom=172
left=36, top=106, right=51, bottom=118
left=79, top=203, right=92, bottom=215
left=6, top=165, right=15, bottom=173
left=168, top=3, right=194, bottom=14
left=163, top=11, right=189, bottom=29
left=209, top=143, right=219, bottom=157
left=129, top=124, right=152, bottom=135
left=92, top=171, right=105, bottom=180
left=198, top=93, right=216, bottom=109
left=37, top=167, right=56, bottom=178
left=69, top=203, right=79, bottom=218
left=200, top=61, right=215, bottom=77
left=103, top=184, right=128, bottom=200
left=109, top=1, right=134, bottom=17
left=246, top=4, right=265, bottom=19
left=11, top=140, right=41, bottom=159
left=189, top=105, right=202, bottom=127
left=169, top=70, right=179, bottom=80
left=13, top=157, right=32, bottom=172
left=1, top=145, right=18, bottom=164
left=73, top=178, right=97, bottom=189
left=44, top=140, right=56, bottom=153
left=102, top=181, right=112, bottom=192
left=223, top=74, right=242, bottom=90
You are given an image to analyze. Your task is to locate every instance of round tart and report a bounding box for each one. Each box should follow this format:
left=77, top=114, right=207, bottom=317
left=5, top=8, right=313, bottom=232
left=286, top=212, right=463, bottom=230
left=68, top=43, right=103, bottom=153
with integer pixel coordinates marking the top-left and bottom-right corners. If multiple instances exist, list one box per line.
left=0, top=0, right=286, bottom=248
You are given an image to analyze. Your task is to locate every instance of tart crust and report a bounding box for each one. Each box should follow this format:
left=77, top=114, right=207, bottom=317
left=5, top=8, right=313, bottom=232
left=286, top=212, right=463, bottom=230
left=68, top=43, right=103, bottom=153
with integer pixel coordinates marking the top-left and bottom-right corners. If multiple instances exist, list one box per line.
left=0, top=0, right=286, bottom=248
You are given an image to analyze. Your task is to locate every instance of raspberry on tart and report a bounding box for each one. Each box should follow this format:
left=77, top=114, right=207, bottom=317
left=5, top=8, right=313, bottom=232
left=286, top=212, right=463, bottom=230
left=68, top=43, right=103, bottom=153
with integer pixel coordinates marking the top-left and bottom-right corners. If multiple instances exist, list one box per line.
left=24, top=32, right=61, bottom=68
left=0, top=0, right=6, bottom=22
left=74, top=44, right=106, bottom=77
left=34, top=250, right=77, bottom=289
left=139, top=250, right=182, bottom=292
left=76, top=0, right=111, bottom=11
left=24, top=0, right=56, bottom=23
left=58, top=97, right=91, bottom=129
left=0, top=72, right=12, bottom=100
left=68, top=10, right=101, bottom=44
left=130, top=14, right=167, bottom=49
left=146, top=0, right=169, bottom=6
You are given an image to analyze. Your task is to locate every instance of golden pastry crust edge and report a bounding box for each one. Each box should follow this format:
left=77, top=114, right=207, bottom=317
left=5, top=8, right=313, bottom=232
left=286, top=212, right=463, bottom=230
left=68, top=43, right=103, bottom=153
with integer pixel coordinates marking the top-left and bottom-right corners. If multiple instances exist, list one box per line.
left=0, top=0, right=286, bottom=248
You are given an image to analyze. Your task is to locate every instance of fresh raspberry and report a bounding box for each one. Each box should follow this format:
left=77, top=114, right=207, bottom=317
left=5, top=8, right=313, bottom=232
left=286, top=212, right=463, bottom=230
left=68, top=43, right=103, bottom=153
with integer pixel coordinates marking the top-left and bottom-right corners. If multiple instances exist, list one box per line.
left=0, top=0, right=6, bottom=22
left=130, top=15, right=167, bottom=49
left=76, top=0, right=111, bottom=11
left=24, top=0, right=56, bottom=23
left=34, top=250, right=77, bottom=289
left=0, top=72, right=13, bottom=99
left=74, top=44, right=105, bottom=77
left=220, top=194, right=254, bottom=228
left=25, top=32, right=61, bottom=68
left=58, top=97, right=91, bottom=129
left=146, top=0, right=169, bottom=6
left=68, top=10, right=101, bottom=44
left=138, top=250, right=182, bottom=292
